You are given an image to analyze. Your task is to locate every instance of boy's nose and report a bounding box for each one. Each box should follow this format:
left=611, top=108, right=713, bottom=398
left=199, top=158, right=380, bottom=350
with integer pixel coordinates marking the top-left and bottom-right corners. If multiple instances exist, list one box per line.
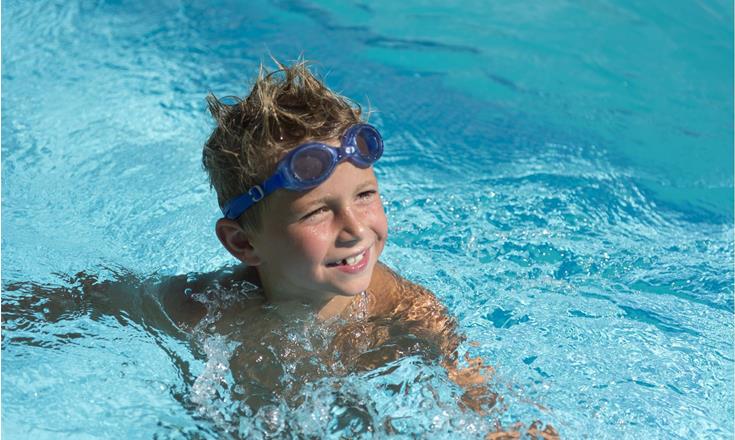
left=336, top=206, right=365, bottom=246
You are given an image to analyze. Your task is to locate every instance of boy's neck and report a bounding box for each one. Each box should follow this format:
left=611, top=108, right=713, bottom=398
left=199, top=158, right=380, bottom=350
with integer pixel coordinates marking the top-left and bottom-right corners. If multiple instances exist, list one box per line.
left=253, top=267, right=357, bottom=320
left=265, top=292, right=356, bottom=321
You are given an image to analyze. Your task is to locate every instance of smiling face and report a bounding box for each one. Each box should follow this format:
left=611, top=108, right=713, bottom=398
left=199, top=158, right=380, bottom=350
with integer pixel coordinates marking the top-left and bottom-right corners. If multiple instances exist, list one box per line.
left=248, top=159, right=388, bottom=305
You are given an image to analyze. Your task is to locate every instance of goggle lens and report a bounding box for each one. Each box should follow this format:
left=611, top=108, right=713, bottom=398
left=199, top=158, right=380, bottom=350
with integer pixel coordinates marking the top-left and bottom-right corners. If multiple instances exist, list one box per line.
left=355, top=126, right=381, bottom=161
left=292, top=147, right=332, bottom=182
left=356, top=132, right=371, bottom=157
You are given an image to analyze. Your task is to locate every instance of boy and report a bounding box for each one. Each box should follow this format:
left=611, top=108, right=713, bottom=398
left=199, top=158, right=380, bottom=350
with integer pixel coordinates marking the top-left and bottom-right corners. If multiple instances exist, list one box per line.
left=187, top=60, right=556, bottom=438
left=201, top=60, right=459, bottom=345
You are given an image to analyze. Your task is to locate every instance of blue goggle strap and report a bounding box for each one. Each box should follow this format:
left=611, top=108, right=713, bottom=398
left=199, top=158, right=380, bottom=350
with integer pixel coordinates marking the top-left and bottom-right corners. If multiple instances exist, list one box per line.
left=221, top=173, right=285, bottom=220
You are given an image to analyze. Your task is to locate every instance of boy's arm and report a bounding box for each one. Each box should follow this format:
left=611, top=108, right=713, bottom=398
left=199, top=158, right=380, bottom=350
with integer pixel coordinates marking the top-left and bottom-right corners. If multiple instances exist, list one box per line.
left=159, top=264, right=261, bottom=330
left=367, top=262, right=496, bottom=412
left=369, top=263, right=560, bottom=438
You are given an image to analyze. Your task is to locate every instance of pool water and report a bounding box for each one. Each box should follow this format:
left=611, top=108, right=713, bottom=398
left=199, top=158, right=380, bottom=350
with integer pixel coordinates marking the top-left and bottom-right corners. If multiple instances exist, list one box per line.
left=2, top=0, right=733, bottom=438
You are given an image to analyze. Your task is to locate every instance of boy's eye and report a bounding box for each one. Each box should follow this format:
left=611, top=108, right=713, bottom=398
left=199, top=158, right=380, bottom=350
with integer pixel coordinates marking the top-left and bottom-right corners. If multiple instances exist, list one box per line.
left=300, top=206, right=329, bottom=221
left=358, top=190, right=377, bottom=200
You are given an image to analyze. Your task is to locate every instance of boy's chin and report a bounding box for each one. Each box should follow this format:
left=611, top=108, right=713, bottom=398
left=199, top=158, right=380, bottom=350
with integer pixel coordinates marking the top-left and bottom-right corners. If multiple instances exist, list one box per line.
left=332, top=276, right=372, bottom=297
left=334, top=282, right=369, bottom=297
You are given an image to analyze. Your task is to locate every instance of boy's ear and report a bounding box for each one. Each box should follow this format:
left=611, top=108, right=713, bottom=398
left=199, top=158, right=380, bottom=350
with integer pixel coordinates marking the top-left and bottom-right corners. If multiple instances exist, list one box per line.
left=215, top=219, right=262, bottom=266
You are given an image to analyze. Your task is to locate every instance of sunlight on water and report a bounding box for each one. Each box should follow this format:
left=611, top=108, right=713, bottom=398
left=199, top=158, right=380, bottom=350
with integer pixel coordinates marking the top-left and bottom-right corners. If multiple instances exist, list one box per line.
left=2, top=0, right=732, bottom=438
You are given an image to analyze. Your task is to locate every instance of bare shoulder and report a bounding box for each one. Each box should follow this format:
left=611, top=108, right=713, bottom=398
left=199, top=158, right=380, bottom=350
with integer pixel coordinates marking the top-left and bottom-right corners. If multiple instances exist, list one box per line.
left=158, top=265, right=264, bottom=330
left=366, top=261, right=403, bottom=314
left=368, top=261, right=461, bottom=357
left=369, top=261, right=424, bottom=295
left=368, top=261, right=449, bottom=318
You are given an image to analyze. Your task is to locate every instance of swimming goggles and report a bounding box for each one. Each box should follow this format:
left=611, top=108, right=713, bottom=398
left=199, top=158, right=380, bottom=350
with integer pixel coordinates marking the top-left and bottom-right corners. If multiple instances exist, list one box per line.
left=222, top=123, right=383, bottom=220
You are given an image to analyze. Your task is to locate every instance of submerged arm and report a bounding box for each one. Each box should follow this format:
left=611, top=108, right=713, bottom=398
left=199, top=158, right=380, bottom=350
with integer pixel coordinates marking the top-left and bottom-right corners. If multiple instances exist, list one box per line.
left=367, top=264, right=559, bottom=438
left=367, top=262, right=497, bottom=412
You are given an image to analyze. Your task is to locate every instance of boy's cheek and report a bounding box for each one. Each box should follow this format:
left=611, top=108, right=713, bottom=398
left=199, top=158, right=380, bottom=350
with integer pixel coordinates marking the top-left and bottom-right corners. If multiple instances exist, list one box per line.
left=286, top=221, right=328, bottom=243
left=373, top=206, right=389, bottom=240
left=287, top=227, right=333, bottom=260
left=370, top=210, right=389, bottom=259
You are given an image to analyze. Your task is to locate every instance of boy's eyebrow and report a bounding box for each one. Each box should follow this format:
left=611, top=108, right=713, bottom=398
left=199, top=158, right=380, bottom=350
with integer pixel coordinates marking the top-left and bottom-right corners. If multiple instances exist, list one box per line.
left=354, top=180, right=377, bottom=192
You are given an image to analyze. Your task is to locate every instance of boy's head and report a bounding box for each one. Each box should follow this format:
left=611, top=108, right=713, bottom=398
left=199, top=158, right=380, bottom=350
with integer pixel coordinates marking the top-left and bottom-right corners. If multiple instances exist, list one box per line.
left=202, top=60, right=361, bottom=233
left=202, top=60, right=388, bottom=303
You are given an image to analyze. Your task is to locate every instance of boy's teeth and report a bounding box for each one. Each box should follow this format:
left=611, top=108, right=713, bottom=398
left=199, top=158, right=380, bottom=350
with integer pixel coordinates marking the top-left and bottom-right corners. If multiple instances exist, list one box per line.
left=344, top=251, right=364, bottom=266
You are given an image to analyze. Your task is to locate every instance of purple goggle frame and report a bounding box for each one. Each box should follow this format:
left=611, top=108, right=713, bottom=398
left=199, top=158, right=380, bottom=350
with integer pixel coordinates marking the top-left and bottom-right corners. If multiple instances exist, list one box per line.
left=222, top=123, right=383, bottom=220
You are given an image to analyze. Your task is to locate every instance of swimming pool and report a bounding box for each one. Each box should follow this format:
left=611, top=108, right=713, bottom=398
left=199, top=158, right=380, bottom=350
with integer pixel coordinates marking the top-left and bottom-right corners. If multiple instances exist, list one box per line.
left=2, top=0, right=733, bottom=438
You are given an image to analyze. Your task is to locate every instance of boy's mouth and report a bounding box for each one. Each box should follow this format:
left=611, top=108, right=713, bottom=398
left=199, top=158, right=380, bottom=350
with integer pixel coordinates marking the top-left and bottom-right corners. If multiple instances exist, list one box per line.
left=326, top=247, right=370, bottom=272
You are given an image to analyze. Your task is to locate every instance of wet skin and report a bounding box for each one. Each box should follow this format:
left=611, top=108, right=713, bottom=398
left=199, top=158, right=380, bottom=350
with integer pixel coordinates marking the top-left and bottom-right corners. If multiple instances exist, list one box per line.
left=243, top=161, right=389, bottom=317
left=214, top=140, right=388, bottom=319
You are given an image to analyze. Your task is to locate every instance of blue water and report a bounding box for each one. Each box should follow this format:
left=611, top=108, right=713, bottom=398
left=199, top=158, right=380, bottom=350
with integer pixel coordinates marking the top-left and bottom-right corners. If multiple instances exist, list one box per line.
left=2, top=0, right=733, bottom=438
